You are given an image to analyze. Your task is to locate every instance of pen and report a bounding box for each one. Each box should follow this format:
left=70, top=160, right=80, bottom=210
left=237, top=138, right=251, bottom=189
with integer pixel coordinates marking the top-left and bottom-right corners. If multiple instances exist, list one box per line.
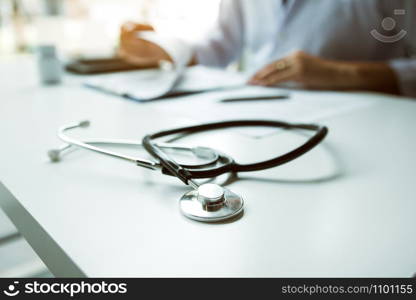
left=219, top=95, right=290, bottom=103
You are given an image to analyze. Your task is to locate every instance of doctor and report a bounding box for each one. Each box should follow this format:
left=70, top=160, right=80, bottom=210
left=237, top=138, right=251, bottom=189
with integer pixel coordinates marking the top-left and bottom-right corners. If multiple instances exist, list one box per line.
left=118, top=0, right=416, bottom=97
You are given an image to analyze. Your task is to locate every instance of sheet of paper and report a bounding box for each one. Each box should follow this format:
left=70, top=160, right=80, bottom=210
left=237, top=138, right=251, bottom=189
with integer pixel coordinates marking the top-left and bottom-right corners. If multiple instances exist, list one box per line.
left=174, top=66, right=246, bottom=92
left=83, top=66, right=246, bottom=101
left=150, top=86, right=378, bottom=137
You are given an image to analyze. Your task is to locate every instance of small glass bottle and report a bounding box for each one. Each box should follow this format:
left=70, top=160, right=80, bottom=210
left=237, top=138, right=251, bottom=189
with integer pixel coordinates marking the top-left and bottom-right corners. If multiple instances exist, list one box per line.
left=37, top=45, right=62, bottom=85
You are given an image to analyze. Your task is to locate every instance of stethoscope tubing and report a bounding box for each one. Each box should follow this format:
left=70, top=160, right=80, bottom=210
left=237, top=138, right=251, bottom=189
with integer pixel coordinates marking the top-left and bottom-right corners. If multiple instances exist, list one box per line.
left=52, top=119, right=328, bottom=186
left=143, top=119, right=328, bottom=183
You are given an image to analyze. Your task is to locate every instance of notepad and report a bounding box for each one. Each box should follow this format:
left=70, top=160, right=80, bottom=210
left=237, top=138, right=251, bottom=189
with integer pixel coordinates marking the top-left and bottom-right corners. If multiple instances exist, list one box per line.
left=83, top=66, right=246, bottom=101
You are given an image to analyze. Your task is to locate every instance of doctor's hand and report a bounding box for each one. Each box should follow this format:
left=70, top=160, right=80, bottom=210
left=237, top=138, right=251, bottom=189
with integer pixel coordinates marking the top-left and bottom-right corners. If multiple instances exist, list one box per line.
left=118, top=22, right=172, bottom=68
left=248, top=51, right=399, bottom=94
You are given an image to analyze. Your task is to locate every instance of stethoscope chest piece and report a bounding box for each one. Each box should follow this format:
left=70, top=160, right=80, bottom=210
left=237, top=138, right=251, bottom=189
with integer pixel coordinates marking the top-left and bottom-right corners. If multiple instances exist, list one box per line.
left=179, top=183, right=244, bottom=222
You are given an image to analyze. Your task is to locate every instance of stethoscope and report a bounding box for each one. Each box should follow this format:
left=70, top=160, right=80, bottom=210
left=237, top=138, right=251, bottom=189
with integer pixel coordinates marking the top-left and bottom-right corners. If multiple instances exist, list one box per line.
left=48, top=120, right=328, bottom=222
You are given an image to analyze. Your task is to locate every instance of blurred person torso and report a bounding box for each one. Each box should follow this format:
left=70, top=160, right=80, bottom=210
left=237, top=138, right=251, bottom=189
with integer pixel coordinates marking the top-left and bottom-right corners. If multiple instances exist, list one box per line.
left=195, top=0, right=414, bottom=71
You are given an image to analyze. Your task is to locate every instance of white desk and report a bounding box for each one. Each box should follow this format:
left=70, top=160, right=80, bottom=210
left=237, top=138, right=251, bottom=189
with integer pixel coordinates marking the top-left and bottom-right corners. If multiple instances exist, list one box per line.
left=1, top=55, right=416, bottom=277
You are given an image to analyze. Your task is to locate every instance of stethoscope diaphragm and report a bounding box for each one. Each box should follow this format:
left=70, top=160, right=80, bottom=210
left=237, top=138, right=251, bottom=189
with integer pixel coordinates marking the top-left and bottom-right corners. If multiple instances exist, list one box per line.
left=179, top=183, right=244, bottom=222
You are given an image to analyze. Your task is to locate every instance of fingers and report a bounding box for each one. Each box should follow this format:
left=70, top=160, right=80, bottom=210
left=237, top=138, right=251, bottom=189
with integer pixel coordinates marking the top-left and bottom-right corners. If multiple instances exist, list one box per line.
left=249, top=57, right=295, bottom=85
left=117, top=47, right=159, bottom=68
left=118, top=32, right=172, bottom=67
left=118, top=21, right=163, bottom=67
left=121, top=22, right=154, bottom=35
left=121, top=37, right=167, bottom=59
left=248, top=51, right=308, bottom=86
left=120, top=22, right=154, bottom=42
left=257, top=68, right=298, bottom=86
left=249, top=62, right=280, bottom=83
left=249, top=60, right=295, bottom=86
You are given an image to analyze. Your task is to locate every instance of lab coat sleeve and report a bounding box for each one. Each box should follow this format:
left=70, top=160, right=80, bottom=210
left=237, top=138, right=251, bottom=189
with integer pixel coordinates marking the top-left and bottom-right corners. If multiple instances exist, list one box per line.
left=194, top=0, right=244, bottom=68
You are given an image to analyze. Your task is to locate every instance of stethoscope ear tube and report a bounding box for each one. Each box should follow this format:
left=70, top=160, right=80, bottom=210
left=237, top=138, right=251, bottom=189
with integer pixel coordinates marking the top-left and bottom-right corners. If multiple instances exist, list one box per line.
left=231, top=123, right=328, bottom=172
left=142, top=120, right=328, bottom=182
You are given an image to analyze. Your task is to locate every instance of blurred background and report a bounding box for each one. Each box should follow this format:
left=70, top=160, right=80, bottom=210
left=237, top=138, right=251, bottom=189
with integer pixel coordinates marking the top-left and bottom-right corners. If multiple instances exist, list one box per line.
left=0, top=0, right=220, bottom=57
left=0, top=0, right=220, bottom=278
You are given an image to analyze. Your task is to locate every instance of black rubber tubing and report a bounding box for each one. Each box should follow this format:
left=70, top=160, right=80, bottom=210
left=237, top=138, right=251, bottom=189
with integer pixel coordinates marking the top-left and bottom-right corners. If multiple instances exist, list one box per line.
left=142, top=120, right=328, bottom=182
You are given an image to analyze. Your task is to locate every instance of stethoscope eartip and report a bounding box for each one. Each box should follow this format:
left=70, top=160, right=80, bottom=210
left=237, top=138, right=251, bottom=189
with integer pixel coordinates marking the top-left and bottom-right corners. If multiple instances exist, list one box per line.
left=79, top=120, right=90, bottom=128
left=47, top=149, right=61, bottom=162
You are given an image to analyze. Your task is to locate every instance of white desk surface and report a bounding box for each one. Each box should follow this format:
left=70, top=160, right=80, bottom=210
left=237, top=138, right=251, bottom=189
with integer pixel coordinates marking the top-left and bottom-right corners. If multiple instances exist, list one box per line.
left=1, top=55, right=416, bottom=277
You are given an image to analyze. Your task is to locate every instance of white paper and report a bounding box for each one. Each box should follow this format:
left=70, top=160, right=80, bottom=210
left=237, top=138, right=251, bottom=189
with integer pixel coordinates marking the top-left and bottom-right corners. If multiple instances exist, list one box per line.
left=83, top=66, right=246, bottom=101
left=150, top=86, right=378, bottom=137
